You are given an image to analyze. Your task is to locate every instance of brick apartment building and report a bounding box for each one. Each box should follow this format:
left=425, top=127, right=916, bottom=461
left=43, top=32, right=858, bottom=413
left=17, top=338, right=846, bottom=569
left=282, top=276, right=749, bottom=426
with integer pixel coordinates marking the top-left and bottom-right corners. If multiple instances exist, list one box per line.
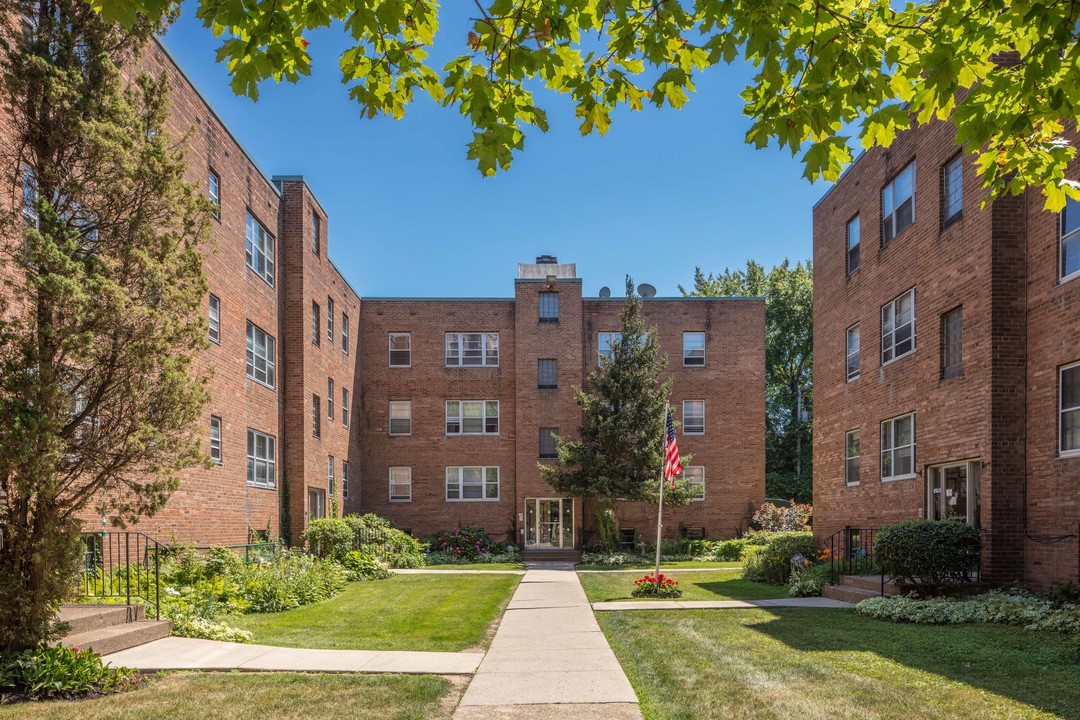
left=2, top=39, right=766, bottom=549
left=812, top=117, right=1080, bottom=589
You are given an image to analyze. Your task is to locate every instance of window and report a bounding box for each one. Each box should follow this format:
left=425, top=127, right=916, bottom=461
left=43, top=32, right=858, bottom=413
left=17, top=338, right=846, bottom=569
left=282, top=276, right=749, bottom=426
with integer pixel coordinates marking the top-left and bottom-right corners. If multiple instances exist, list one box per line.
left=683, top=332, right=705, bottom=367
left=311, top=300, right=320, bottom=346
left=942, top=155, right=963, bottom=227
left=539, top=292, right=559, bottom=322
left=445, top=332, right=499, bottom=366
left=389, top=333, right=411, bottom=367
left=846, top=324, right=860, bottom=382
left=446, top=400, right=499, bottom=435
left=390, top=467, right=412, bottom=502
left=208, top=170, right=220, bottom=220
left=881, top=413, right=915, bottom=480
left=245, top=212, right=275, bottom=286
left=312, top=395, right=321, bottom=438
left=598, top=332, right=622, bottom=365
left=684, top=466, right=705, bottom=501
left=342, top=388, right=350, bottom=428
left=446, top=466, right=499, bottom=501
left=1061, top=362, right=1080, bottom=456
left=882, top=161, right=916, bottom=246
left=845, top=430, right=860, bottom=485
left=311, top=210, right=320, bottom=255
left=21, top=164, right=38, bottom=227
left=210, top=416, right=222, bottom=464
left=539, top=428, right=558, bottom=458
left=1061, top=195, right=1080, bottom=282
left=942, top=307, right=963, bottom=379
left=245, top=322, right=276, bottom=388
left=683, top=400, right=705, bottom=435
left=847, top=215, right=861, bottom=274
left=308, top=488, right=326, bottom=521
left=208, top=294, right=220, bottom=344
left=246, top=429, right=276, bottom=488
left=328, top=378, right=335, bottom=421
left=881, top=288, right=916, bottom=364
left=389, top=401, right=412, bottom=435
left=538, top=359, right=557, bottom=389
left=327, top=298, right=335, bottom=341
left=342, top=461, right=350, bottom=499
left=342, top=314, right=350, bottom=354
left=328, top=456, right=335, bottom=497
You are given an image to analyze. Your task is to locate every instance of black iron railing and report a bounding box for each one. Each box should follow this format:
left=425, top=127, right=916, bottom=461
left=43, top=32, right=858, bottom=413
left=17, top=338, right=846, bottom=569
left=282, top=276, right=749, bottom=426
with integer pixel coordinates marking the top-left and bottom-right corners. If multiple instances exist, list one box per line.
left=80, top=531, right=167, bottom=619
left=821, top=526, right=883, bottom=593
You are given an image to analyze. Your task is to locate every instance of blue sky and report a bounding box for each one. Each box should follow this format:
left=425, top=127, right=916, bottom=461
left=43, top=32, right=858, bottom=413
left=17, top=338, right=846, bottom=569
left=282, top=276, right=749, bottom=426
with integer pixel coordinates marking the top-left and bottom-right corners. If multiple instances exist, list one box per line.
left=160, top=4, right=827, bottom=298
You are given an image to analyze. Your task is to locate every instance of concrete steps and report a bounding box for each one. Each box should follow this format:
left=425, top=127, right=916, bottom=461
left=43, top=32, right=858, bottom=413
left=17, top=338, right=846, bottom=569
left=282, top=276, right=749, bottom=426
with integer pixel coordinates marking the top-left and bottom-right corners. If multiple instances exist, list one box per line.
left=522, top=548, right=581, bottom=562
left=58, top=604, right=171, bottom=655
left=821, top=574, right=903, bottom=604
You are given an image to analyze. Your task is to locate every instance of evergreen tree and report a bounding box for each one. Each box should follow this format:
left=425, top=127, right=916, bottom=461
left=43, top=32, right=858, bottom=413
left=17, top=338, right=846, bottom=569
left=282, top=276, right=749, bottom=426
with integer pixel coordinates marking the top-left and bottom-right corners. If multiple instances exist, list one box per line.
left=540, top=277, right=693, bottom=549
left=0, top=0, right=210, bottom=651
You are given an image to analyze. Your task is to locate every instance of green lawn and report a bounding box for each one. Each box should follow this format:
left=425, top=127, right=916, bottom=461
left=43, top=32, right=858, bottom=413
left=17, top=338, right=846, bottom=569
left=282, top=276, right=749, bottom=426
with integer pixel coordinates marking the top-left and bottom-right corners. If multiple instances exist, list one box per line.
left=0, top=673, right=452, bottom=720
left=577, top=561, right=743, bottom=571
left=599, top=608, right=1080, bottom=720
left=232, top=574, right=519, bottom=652
left=579, top=569, right=789, bottom=602
left=420, top=563, right=525, bottom=571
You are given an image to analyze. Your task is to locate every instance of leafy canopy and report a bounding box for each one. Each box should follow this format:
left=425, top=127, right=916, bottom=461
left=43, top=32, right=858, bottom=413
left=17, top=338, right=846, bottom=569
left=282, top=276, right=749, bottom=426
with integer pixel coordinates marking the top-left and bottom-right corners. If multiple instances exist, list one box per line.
left=91, top=0, right=1080, bottom=207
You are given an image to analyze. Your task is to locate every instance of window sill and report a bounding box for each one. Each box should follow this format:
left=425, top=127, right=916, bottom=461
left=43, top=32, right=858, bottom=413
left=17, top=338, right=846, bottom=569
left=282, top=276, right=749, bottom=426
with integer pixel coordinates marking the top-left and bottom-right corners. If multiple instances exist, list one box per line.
left=880, top=474, right=916, bottom=483
left=1059, top=450, right=1080, bottom=460
left=445, top=498, right=501, bottom=503
left=941, top=366, right=964, bottom=381
left=389, top=498, right=412, bottom=503
left=538, top=385, right=558, bottom=390
left=389, top=364, right=412, bottom=369
left=445, top=364, right=501, bottom=369
left=539, top=318, right=559, bottom=324
left=246, top=375, right=275, bottom=392
left=846, top=374, right=860, bottom=383
left=845, top=482, right=860, bottom=488
left=683, top=431, right=705, bottom=436
left=445, top=433, right=500, bottom=437
left=683, top=362, right=706, bottom=368
left=389, top=433, right=412, bottom=437
left=246, top=482, right=277, bottom=491
left=1059, top=270, right=1080, bottom=286
left=881, top=349, right=916, bottom=368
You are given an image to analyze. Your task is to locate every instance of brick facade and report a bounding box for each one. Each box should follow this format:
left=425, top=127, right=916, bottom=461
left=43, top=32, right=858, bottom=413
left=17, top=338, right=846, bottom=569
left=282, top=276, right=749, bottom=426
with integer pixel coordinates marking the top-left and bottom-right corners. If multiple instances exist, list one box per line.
left=813, top=117, right=1080, bottom=589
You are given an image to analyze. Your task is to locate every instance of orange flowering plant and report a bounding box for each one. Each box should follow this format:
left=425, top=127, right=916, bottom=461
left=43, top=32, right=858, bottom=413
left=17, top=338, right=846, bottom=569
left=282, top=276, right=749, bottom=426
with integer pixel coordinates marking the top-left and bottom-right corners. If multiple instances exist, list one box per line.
left=631, top=573, right=683, bottom=599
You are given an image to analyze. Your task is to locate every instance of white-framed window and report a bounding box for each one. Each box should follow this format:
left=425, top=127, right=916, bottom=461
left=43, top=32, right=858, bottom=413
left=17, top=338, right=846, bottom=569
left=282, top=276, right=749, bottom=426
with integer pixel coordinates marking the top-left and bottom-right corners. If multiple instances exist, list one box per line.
left=446, top=332, right=499, bottom=367
left=539, top=292, right=559, bottom=322
left=389, top=333, right=411, bottom=367
left=210, top=415, right=222, bottom=464
left=245, top=211, right=275, bottom=286
left=845, top=430, right=860, bottom=485
left=1061, top=195, right=1080, bottom=283
left=389, top=466, right=412, bottom=502
left=342, top=388, right=350, bottom=428
left=389, top=401, right=412, bottom=436
left=682, top=400, right=705, bottom=435
left=446, top=400, right=499, bottom=435
left=683, top=332, right=705, bottom=367
left=881, top=288, right=916, bottom=364
left=245, top=321, right=275, bottom=389
left=342, top=461, right=350, bottom=499
left=208, top=169, right=220, bottom=220
left=881, top=413, right=915, bottom=480
left=538, top=358, right=557, bottom=389
left=846, top=323, right=860, bottom=382
left=328, top=378, right=335, bottom=421
left=312, top=394, right=321, bottom=438
left=328, top=456, right=335, bottom=497
left=311, top=300, right=320, bottom=346
left=539, top=428, right=558, bottom=458
left=208, top=294, right=220, bottom=344
left=942, top=155, right=963, bottom=228
left=847, top=215, right=861, bottom=274
left=21, top=164, right=38, bottom=227
left=598, top=332, right=623, bottom=365
left=246, top=429, right=276, bottom=488
left=684, top=465, right=705, bottom=501
left=1060, top=361, right=1080, bottom=456
left=342, top=314, right=350, bottom=354
left=446, top=466, right=500, bottom=501
left=311, top=209, right=320, bottom=256
left=942, top=307, right=963, bottom=379
left=327, top=298, right=335, bottom=342
left=308, top=488, right=326, bottom=521
left=882, top=161, right=915, bottom=246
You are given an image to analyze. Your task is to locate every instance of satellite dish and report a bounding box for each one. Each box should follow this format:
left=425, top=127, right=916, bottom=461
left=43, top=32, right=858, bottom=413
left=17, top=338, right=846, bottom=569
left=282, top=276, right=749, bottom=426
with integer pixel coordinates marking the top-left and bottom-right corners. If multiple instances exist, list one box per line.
left=599, top=286, right=611, bottom=298
left=638, top=283, right=657, bottom=298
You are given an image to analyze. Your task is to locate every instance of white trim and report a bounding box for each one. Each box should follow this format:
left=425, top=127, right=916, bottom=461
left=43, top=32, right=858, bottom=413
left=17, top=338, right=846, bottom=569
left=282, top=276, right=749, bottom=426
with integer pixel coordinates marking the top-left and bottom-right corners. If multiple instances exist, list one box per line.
left=880, top=412, right=916, bottom=481
left=682, top=331, right=706, bottom=367
left=1060, top=197, right=1080, bottom=283
left=245, top=321, right=276, bottom=389
left=389, top=332, right=411, bottom=367
left=244, top=211, right=275, bottom=287
left=846, top=323, right=860, bottom=382
left=389, top=466, right=412, bottom=502
left=597, top=332, right=622, bottom=366
left=881, top=288, right=916, bottom=366
left=682, top=400, right=705, bottom=435
left=246, top=428, right=276, bottom=489
left=445, top=466, right=500, bottom=501
left=684, top=465, right=705, bottom=501
left=845, top=429, right=860, bottom=486
left=881, top=161, right=916, bottom=246
left=1059, top=361, right=1080, bottom=457
left=389, top=400, right=412, bottom=436
left=445, top=400, right=500, bottom=435
left=445, top=332, right=500, bottom=367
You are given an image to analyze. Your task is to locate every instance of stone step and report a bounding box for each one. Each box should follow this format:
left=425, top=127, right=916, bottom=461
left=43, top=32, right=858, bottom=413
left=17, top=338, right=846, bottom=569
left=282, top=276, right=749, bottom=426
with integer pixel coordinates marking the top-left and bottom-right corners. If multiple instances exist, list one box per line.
left=58, top=604, right=144, bottom=636
left=522, top=549, right=581, bottom=562
left=838, top=574, right=903, bottom=595
left=822, top=584, right=885, bottom=604
left=62, top=620, right=172, bottom=656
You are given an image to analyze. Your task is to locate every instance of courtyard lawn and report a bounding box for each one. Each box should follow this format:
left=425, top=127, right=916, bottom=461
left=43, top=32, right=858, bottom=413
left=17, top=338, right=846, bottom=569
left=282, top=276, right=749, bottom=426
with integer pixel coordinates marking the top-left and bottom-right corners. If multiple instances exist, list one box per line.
left=599, top=608, right=1080, bottom=720
left=579, top=569, right=789, bottom=603
left=577, top=560, right=743, bottom=571
left=231, top=574, right=519, bottom=652
left=0, top=673, right=453, bottom=720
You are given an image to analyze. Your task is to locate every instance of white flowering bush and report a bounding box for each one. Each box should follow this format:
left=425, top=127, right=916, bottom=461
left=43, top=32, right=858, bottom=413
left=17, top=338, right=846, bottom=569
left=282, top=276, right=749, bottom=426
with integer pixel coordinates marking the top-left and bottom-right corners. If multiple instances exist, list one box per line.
left=856, top=589, right=1080, bottom=635
left=580, top=551, right=652, bottom=566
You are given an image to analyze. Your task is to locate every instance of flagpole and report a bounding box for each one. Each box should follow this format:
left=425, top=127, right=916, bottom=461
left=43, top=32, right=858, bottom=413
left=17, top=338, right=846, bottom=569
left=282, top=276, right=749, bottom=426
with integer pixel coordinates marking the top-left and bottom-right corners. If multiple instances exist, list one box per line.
left=655, top=403, right=667, bottom=580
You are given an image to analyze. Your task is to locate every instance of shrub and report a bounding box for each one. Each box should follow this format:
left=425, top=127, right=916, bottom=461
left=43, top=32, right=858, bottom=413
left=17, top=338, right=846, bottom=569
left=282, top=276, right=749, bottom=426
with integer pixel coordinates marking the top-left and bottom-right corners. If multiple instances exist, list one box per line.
left=694, top=538, right=750, bottom=562
left=303, top=518, right=354, bottom=559
left=855, top=589, right=1080, bottom=635
left=631, top=574, right=682, bottom=598
left=580, top=551, right=652, bottom=566
left=168, top=609, right=254, bottom=643
left=0, top=644, right=137, bottom=700
left=430, top=527, right=500, bottom=561
left=874, top=520, right=981, bottom=597
left=339, top=551, right=391, bottom=581
left=742, top=532, right=820, bottom=585
left=425, top=550, right=520, bottom=566
left=750, top=502, right=813, bottom=532
left=343, top=514, right=425, bottom=568
left=787, top=562, right=838, bottom=597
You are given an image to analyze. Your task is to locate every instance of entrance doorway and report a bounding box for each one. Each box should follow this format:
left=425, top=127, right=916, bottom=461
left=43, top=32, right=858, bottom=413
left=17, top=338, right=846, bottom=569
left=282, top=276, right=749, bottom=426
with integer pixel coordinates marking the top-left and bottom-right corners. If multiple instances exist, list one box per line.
left=524, top=498, right=574, bottom=549
left=927, top=460, right=980, bottom=526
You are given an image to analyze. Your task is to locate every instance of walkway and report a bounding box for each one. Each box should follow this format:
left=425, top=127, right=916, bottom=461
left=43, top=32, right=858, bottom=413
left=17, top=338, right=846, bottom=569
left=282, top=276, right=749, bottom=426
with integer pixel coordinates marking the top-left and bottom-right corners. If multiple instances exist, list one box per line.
left=453, top=563, right=641, bottom=720
left=103, top=636, right=482, bottom=674
left=391, top=568, right=526, bottom=575
left=593, top=597, right=853, bottom=611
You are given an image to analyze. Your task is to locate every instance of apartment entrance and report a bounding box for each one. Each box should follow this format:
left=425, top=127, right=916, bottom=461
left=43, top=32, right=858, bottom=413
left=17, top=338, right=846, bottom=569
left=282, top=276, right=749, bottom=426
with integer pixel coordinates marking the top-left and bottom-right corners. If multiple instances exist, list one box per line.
left=927, top=460, right=980, bottom=526
left=524, top=498, right=574, bottom=549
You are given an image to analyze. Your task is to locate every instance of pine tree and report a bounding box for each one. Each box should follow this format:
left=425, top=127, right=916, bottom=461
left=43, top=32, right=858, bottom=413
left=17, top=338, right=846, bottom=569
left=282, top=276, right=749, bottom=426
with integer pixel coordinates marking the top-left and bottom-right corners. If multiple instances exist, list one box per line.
left=540, top=277, right=693, bottom=550
left=0, top=0, right=210, bottom=651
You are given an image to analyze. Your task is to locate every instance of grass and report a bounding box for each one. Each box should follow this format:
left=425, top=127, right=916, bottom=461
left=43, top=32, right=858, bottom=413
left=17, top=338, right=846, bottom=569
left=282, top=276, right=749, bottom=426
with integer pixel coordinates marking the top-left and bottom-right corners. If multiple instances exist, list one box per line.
left=0, top=673, right=452, bottom=720
left=599, top=608, right=1080, bottom=720
left=577, top=560, right=743, bottom=571
left=579, top=569, right=790, bottom=602
left=231, top=574, right=519, bottom=652
left=420, top=563, right=525, bottom=571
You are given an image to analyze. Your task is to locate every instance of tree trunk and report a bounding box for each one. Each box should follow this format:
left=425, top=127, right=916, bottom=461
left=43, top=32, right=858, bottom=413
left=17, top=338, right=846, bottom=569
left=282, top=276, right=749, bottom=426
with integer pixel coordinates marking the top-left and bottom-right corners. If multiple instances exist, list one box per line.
left=594, top=498, right=619, bottom=551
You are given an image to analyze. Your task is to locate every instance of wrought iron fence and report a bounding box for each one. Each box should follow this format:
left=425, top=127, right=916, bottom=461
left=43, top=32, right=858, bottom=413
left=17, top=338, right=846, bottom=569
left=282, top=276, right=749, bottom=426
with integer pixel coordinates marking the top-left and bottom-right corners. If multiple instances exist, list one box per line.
left=821, top=527, right=883, bottom=593
left=80, top=531, right=166, bottom=619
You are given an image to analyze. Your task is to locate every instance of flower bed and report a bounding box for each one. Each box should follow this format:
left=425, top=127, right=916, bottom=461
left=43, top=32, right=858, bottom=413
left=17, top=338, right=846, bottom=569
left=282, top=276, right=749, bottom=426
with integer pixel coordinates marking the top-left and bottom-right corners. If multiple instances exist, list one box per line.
left=0, top=644, right=140, bottom=702
left=631, top=573, right=683, bottom=598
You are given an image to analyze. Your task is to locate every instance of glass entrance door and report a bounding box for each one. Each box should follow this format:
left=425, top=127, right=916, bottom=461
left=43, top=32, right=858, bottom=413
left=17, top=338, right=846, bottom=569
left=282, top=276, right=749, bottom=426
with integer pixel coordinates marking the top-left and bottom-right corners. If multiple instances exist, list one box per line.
left=524, top=498, right=574, bottom=548
left=927, top=460, right=980, bottom=526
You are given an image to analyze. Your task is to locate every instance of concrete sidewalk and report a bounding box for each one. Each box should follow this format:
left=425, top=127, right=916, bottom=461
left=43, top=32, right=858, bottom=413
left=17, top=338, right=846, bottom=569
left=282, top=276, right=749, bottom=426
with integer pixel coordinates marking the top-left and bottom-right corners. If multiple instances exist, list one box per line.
left=455, top=565, right=641, bottom=720
left=102, top=636, right=483, bottom=674
left=576, top=566, right=742, bottom=573
left=391, top=568, right=526, bottom=575
left=593, top=597, right=854, bottom=611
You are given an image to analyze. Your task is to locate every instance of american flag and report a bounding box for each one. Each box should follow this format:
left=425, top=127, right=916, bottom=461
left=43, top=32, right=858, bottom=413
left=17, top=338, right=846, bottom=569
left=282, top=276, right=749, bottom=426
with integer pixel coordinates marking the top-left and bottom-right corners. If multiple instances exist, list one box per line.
left=663, top=407, right=683, bottom=488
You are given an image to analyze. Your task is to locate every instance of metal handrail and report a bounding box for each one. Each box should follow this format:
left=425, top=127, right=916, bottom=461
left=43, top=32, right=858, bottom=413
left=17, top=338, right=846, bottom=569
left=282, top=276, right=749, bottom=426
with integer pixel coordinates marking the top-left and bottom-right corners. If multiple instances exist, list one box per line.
left=80, top=531, right=168, bottom=619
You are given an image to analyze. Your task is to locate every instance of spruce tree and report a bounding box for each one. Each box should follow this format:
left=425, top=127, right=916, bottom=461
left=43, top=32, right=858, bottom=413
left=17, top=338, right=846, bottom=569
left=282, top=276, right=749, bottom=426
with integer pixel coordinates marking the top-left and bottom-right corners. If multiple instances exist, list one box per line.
left=0, top=0, right=210, bottom=651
